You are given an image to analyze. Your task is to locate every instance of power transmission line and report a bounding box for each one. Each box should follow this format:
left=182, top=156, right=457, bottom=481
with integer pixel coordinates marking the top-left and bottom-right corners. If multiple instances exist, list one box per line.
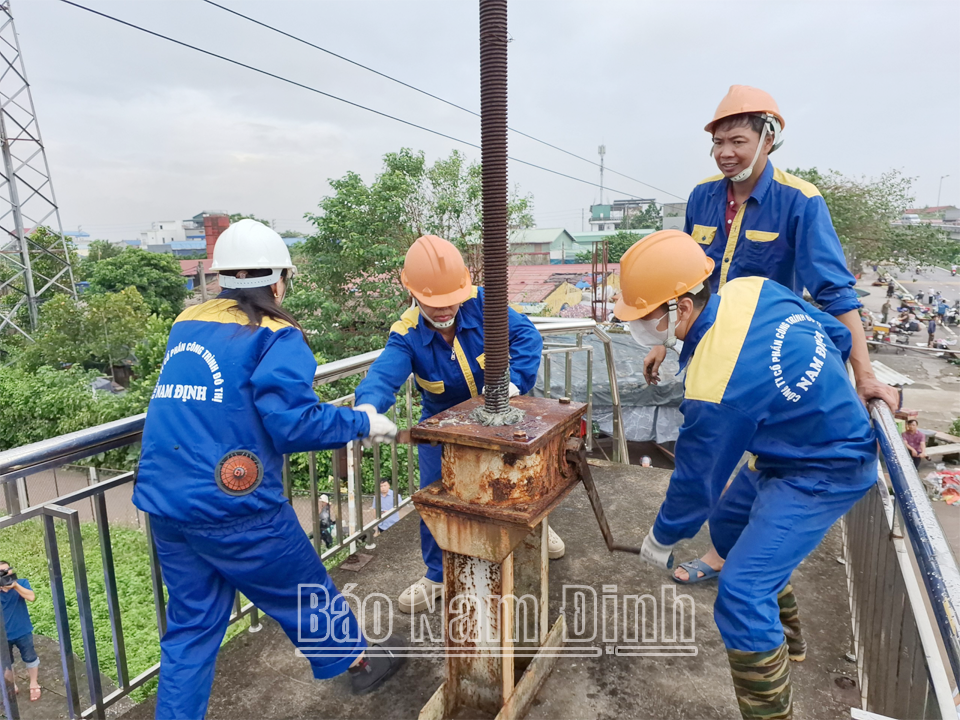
left=200, top=0, right=685, bottom=200
left=58, top=0, right=678, bottom=202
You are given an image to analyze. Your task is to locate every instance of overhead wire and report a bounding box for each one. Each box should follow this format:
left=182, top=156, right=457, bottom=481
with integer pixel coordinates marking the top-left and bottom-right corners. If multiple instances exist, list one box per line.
left=58, top=0, right=681, bottom=203
left=200, top=0, right=685, bottom=201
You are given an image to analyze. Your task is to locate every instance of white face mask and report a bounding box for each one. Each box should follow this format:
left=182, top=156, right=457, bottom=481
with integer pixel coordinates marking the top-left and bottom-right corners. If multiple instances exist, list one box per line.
left=628, top=314, right=668, bottom=347
left=417, top=300, right=457, bottom=329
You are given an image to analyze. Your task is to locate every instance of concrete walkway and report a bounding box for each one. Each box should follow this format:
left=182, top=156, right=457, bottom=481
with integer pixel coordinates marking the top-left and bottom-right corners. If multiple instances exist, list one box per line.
left=122, top=463, right=858, bottom=720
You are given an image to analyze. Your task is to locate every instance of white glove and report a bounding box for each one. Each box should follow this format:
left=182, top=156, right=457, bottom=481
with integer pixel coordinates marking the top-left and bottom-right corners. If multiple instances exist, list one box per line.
left=355, top=404, right=398, bottom=447
left=640, top=531, right=676, bottom=570
left=480, top=382, right=521, bottom=398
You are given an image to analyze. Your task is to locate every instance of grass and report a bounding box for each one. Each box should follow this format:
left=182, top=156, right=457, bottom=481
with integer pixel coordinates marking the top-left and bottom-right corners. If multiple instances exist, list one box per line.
left=0, top=518, right=250, bottom=704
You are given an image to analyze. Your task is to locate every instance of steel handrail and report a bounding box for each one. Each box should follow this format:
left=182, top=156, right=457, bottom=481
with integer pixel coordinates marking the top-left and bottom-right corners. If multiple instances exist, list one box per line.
left=870, top=398, right=960, bottom=683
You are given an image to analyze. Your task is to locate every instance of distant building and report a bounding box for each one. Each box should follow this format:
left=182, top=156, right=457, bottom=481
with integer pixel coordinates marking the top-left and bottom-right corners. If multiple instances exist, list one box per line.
left=509, top=228, right=581, bottom=264
left=587, top=198, right=656, bottom=232
left=141, top=221, right=186, bottom=248
left=662, top=203, right=687, bottom=231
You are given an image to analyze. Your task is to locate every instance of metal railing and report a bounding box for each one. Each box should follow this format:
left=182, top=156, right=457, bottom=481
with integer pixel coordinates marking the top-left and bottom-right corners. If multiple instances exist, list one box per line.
left=0, top=319, right=625, bottom=719
left=842, top=400, right=960, bottom=719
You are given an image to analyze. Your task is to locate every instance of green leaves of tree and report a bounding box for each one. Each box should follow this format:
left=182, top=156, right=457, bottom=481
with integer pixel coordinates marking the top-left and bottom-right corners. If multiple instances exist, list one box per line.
left=788, top=167, right=958, bottom=270
left=86, top=248, right=189, bottom=318
left=290, top=148, right=534, bottom=360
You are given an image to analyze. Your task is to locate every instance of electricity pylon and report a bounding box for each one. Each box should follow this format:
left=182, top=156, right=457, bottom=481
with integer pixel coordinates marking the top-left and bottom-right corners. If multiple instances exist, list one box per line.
left=0, top=0, right=76, bottom=341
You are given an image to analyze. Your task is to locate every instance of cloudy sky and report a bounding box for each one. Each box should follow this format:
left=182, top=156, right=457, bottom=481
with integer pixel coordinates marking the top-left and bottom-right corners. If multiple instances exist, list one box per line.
left=15, top=0, right=960, bottom=240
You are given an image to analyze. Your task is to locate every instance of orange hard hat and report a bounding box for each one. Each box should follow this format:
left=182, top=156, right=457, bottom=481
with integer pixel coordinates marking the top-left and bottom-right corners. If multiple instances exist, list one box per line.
left=705, top=85, right=785, bottom=134
left=614, top=230, right=715, bottom=321
left=401, top=235, right=473, bottom=306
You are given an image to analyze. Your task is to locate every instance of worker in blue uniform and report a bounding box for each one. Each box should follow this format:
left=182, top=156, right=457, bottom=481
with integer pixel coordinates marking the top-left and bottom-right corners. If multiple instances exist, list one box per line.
left=133, top=220, right=406, bottom=719
left=642, top=86, right=897, bottom=585
left=353, top=235, right=549, bottom=613
left=620, top=230, right=878, bottom=719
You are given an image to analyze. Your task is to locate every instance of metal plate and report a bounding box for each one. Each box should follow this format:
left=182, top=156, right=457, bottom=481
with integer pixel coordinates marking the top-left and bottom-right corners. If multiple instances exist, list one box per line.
left=410, top=396, right=586, bottom=456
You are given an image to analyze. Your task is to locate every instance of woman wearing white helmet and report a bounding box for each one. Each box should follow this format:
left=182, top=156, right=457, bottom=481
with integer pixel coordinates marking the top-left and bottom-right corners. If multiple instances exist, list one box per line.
left=134, top=219, right=405, bottom=718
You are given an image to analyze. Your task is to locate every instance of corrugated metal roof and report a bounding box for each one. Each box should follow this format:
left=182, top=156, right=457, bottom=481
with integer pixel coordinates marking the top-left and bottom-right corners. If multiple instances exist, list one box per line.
left=871, top=360, right=914, bottom=387
left=509, top=228, right=570, bottom=245
left=573, top=229, right=654, bottom=244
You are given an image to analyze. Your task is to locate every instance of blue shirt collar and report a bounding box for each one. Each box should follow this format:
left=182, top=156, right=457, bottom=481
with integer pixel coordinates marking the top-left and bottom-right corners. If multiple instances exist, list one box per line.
left=678, top=294, right=721, bottom=371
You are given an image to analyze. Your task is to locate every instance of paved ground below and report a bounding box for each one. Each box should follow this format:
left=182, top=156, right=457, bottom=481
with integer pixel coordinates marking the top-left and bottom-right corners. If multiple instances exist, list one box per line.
left=122, top=462, right=858, bottom=720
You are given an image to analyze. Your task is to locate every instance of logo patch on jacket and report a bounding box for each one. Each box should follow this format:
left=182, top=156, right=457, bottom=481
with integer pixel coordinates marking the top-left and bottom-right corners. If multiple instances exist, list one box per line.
left=215, top=450, right=264, bottom=496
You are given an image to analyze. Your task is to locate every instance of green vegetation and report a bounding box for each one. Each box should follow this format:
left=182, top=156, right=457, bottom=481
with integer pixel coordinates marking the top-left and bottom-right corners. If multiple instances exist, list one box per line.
left=86, top=249, right=189, bottom=319
left=949, top=418, right=960, bottom=437
left=575, top=229, right=649, bottom=264
left=289, top=148, right=533, bottom=360
left=788, top=167, right=959, bottom=271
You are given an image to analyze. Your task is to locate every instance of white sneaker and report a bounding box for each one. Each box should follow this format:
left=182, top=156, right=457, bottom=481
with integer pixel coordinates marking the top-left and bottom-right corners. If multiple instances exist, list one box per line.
left=548, top=526, right=565, bottom=560
left=398, top=576, right=443, bottom=613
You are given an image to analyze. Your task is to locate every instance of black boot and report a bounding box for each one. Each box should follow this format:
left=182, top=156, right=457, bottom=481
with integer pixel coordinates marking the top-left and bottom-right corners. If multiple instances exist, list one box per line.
left=348, top=635, right=406, bottom=695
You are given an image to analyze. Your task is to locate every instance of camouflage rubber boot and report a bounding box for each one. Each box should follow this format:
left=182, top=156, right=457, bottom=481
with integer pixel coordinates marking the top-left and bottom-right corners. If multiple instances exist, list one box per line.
left=777, top=584, right=807, bottom=662
left=727, top=642, right=793, bottom=719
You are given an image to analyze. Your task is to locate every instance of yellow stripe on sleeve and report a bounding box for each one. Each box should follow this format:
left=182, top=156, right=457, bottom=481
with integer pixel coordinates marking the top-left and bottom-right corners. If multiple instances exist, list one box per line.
left=685, top=277, right=764, bottom=404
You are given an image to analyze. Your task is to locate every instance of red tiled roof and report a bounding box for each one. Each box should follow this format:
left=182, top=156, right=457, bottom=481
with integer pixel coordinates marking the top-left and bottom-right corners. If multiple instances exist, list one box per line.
left=508, top=263, right=619, bottom=303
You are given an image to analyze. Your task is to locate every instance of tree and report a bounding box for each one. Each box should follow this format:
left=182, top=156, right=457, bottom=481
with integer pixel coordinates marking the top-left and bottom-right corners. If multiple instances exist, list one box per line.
left=575, top=230, right=648, bottom=264
left=19, top=287, right=151, bottom=373
left=280, top=230, right=305, bottom=239
left=788, top=168, right=958, bottom=270
left=620, top=204, right=663, bottom=231
left=229, top=213, right=271, bottom=227
left=86, top=248, right=189, bottom=318
left=289, top=148, right=534, bottom=359
left=77, top=239, right=124, bottom=280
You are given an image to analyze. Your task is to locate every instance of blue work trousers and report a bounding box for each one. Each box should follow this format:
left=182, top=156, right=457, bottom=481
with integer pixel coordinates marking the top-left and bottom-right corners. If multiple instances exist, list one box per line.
left=150, top=503, right=365, bottom=719
left=708, top=461, right=876, bottom=652
left=419, top=444, right=443, bottom=582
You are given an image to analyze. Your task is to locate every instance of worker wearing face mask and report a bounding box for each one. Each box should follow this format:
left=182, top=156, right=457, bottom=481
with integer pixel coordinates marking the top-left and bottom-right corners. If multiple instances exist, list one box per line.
left=620, top=230, right=877, bottom=719
left=642, top=85, right=896, bottom=586
left=353, top=235, right=549, bottom=614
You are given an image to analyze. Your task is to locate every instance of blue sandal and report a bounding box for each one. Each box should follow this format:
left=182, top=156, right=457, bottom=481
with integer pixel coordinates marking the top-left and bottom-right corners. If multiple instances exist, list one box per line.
left=672, top=558, right=720, bottom=584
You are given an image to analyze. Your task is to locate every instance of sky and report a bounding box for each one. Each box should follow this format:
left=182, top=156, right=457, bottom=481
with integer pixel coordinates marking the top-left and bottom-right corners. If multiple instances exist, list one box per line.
left=14, top=0, right=960, bottom=241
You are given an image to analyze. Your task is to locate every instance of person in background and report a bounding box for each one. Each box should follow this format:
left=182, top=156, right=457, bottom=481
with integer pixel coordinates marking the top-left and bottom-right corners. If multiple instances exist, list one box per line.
left=928, top=317, right=937, bottom=347
left=902, top=419, right=927, bottom=469
left=318, top=494, right=335, bottom=549
left=881, top=299, right=892, bottom=325
left=938, top=299, right=948, bottom=325
left=0, top=562, right=40, bottom=702
left=367, top=480, right=402, bottom=549
left=887, top=279, right=895, bottom=298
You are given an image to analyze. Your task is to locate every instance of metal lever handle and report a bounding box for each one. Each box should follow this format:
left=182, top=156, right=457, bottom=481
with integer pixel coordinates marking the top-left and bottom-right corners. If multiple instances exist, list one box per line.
left=566, top=440, right=642, bottom=555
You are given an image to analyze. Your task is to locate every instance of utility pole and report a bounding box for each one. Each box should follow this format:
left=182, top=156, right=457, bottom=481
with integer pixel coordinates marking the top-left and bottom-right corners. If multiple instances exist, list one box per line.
left=0, top=1, right=76, bottom=340
left=598, top=145, right=606, bottom=206
left=939, top=175, right=950, bottom=208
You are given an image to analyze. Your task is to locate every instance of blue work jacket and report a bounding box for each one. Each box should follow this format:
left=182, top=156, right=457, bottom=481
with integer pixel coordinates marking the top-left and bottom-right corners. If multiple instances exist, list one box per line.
left=684, top=162, right=861, bottom=317
left=354, top=286, right=543, bottom=418
left=652, top=277, right=877, bottom=546
left=134, top=298, right=369, bottom=525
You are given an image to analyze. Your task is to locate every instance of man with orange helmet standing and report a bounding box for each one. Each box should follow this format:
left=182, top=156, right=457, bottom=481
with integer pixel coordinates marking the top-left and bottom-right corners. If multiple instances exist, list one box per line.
left=620, top=230, right=877, bottom=719
left=354, top=235, right=549, bottom=613
left=642, top=85, right=897, bottom=585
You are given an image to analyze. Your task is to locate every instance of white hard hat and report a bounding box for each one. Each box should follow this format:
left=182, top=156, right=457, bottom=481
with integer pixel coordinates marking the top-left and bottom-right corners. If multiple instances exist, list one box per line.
left=211, top=219, right=296, bottom=289
left=319, top=494, right=330, bottom=503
